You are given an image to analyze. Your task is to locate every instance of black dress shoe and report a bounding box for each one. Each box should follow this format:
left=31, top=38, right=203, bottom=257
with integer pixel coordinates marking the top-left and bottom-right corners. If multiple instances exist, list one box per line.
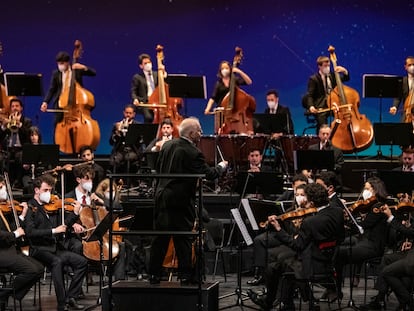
left=67, top=297, right=85, bottom=310
left=149, top=275, right=160, bottom=285
left=247, top=275, right=264, bottom=286
left=247, top=289, right=271, bottom=311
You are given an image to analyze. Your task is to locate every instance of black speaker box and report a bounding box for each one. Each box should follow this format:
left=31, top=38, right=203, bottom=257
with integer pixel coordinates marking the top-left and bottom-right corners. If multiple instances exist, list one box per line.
left=102, top=280, right=219, bottom=311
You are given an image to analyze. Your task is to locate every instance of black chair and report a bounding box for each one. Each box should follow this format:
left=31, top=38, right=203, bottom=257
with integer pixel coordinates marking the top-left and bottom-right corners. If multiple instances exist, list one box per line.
left=362, top=256, right=383, bottom=304
left=0, top=269, right=17, bottom=311
left=204, top=218, right=227, bottom=282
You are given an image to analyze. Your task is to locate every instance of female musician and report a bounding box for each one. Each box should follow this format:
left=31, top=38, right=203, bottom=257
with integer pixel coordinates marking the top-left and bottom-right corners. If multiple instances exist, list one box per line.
left=335, top=176, right=389, bottom=297
left=204, top=60, right=252, bottom=115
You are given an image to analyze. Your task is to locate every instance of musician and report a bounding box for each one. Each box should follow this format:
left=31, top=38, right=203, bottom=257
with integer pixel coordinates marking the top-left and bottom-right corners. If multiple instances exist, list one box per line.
left=247, top=174, right=308, bottom=286
left=360, top=204, right=414, bottom=310
left=78, top=144, right=105, bottom=190
left=146, top=118, right=174, bottom=152
left=389, top=56, right=414, bottom=121
left=240, top=148, right=272, bottom=173
left=40, top=51, right=96, bottom=123
left=392, top=147, right=414, bottom=172
left=263, top=89, right=294, bottom=136
left=109, top=104, right=140, bottom=173
left=308, top=124, right=344, bottom=175
left=314, top=170, right=343, bottom=209
left=131, top=53, right=165, bottom=123
left=0, top=98, right=32, bottom=188
left=250, top=183, right=345, bottom=311
left=148, top=117, right=227, bottom=285
left=25, top=174, right=87, bottom=311
left=335, top=177, right=389, bottom=299
left=203, top=60, right=252, bottom=115
left=303, top=55, right=350, bottom=132
left=22, top=126, right=42, bottom=192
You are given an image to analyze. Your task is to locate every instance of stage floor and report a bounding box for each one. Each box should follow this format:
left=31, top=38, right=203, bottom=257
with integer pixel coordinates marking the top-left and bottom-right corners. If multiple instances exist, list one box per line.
left=14, top=272, right=400, bottom=310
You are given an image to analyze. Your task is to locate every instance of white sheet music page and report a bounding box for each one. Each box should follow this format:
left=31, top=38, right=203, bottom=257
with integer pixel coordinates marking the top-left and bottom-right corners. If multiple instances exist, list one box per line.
left=241, top=198, right=259, bottom=231
left=230, top=208, right=253, bottom=246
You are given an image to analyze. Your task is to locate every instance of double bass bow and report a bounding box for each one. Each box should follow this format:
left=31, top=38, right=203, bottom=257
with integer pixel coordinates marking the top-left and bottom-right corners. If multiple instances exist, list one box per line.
left=327, top=45, right=374, bottom=153
left=54, top=40, right=101, bottom=154
left=219, top=47, right=256, bottom=135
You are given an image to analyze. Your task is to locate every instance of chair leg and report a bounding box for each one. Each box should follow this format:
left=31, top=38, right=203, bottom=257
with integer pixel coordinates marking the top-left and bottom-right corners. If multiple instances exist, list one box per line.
left=212, top=250, right=219, bottom=280
left=220, top=250, right=227, bottom=282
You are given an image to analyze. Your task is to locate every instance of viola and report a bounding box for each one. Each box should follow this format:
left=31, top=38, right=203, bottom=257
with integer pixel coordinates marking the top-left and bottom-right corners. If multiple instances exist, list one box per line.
left=42, top=195, right=75, bottom=213
left=349, top=196, right=378, bottom=214
left=0, top=200, right=23, bottom=214
left=327, top=45, right=374, bottom=153
left=259, top=207, right=318, bottom=228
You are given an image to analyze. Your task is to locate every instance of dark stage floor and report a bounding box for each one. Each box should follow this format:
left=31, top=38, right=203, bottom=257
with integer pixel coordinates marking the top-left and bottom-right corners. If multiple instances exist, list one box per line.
left=9, top=272, right=401, bottom=311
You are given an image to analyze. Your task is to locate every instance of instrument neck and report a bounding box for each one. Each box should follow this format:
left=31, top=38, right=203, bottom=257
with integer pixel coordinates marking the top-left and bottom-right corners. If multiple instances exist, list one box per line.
left=157, top=57, right=167, bottom=105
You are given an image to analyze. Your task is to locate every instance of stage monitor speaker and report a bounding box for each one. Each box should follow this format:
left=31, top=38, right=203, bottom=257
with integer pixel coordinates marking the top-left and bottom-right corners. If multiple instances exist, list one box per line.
left=102, top=280, right=219, bottom=311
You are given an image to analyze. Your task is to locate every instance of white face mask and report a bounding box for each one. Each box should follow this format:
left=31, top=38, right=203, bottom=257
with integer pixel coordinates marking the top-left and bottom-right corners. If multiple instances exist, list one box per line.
left=104, top=191, right=116, bottom=200
left=321, top=66, right=330, bottom=75
left=267, top=101, right=277, bottom=110
left=407, top=65, right=414, bottom=75
left=295, top=195, right=306, bottom=207
left=362, top=189, right=373, bottom=201
left=58, top=64, right=67, bottom=72
left=221, top=69, right=230, bottom=77
left=143, top=63, right=152, bottom=72
left=0, top=186, right=7, bottom=201
left=82, top=181, right=93, bottom=193
left=39, top=191, right=51, bottom=204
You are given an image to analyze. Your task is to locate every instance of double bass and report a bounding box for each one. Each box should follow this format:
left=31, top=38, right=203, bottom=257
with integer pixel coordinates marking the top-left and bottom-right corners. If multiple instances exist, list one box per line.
left=403, top=85, right=414, bottom=123
left=0, top=42, right=15, bottom=119
left=54, top=40, right=101, bottom=154
left=219, top=47, right=256, bottom=135
left=327, top=45, right=373, bottom=153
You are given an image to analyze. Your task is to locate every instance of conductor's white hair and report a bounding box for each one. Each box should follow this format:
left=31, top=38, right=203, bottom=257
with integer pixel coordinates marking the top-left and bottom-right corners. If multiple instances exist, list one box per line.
left=179, top=117, right=200, bottom=137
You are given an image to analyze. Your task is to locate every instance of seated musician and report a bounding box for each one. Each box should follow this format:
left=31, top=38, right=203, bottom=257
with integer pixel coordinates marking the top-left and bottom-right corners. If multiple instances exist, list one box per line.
left=335, top=177, right=389, bottom=300
left=392, top=147, right=414, bottom=172
left=109, top=104, right=141, bottom=173
left=0, top=98, right=32, bottom=189
left=247, top=174, right=308, bottom=286
left=249, top=183, right=345, bottom=311
left=78, top=145, right=105, bottom=190
left=389, top=56, right=414, bottom=121
left=360, top=203, right=414, bottom=311
left=0, top=175, right=43, bottom=308
left=203, top=60, right=252, bottom=115
left=263, top=89, right=294, bottom=138
left=131, top=53, right=166, bottom=123
left=22, top=126, right=42, bottom=193
left=302, top=55, right=349, bottom=133
left=25, top=174, right=87, bottom=311
left=146, top=118, right=174, bottom=152
left=314, top=170, right=344, bottom=209
left=240, top=148, right=272, bottom=173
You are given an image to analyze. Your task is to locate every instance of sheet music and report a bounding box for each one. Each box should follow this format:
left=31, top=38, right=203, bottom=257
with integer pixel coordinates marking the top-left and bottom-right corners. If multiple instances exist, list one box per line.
left=241, top=198, right=259, bottom=231
left=230, top=208, right=253, bottom=246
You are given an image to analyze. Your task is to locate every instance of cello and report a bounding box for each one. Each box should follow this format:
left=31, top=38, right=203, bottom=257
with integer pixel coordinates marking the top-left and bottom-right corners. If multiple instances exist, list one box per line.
left=327, top=45, right=373, bottom=153
left=219, top=47, right=256, bottom=135
left=54, top=40, right=101, bottom=154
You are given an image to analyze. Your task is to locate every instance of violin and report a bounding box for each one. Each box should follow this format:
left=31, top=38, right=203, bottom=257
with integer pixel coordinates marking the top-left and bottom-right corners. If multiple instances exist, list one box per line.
left=0, top=200, right=23, bottom=214
left=259, top=207, right=318, bottom=228
left=349, top=196, right=378, bottom=214
left=42, top=195, right=75, bottom=213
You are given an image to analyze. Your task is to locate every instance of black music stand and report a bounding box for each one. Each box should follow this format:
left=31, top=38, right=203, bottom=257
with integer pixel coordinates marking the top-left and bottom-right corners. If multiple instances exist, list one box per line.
left=22, top=144, right=59, bottom=168
left=85, top=211, right=119, bottom=311
left=124, top=123, right=159, bottom=147
left=377, top=170, right=414, bottom=196
left=294, top=149, right=335, bottom=171
left=374, top=123, right=413, bottom=159
left=4, top=72, right=43, bottom=96
left=363, top=74, right=403, bottom=158
left=235, top=172, right=284, bottom=195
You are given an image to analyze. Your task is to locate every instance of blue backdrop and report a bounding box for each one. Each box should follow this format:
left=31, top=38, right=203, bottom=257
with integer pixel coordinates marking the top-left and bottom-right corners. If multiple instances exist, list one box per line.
left=1, top=0, right=412, bottom=155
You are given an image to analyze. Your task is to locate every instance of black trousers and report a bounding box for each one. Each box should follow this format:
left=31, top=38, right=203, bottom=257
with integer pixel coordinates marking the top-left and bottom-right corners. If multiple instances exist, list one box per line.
left=32, top=248, right=87, bottom=310
left=252, top=231, right=282, bottom=268
left=0, top=247, right=43, bottom=300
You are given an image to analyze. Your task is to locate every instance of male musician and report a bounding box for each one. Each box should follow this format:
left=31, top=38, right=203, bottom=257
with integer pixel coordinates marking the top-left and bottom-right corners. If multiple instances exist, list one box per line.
left=392, top=147, right=414, bottom=172
left=250, top=183, right=345, bottom=311
left=147, top=118, right=174, bottom=152
left=131, top=53, right=165, bottom=123
left=25, top=174, right=87, bottom=311
left=40, top=51, right=96, bottom=123
left=109, top=104, right=140, bottom=173
left=303, top=55, right=349, bottom=132
left=78, top=145, right=105, bottom=189
left=389, top=56, right=414, bottom=121
left=0, top=98, right=32, bottom=188
left=263, top=89, right=294, bottom=136
left=148, top=117, right=227, bottom=285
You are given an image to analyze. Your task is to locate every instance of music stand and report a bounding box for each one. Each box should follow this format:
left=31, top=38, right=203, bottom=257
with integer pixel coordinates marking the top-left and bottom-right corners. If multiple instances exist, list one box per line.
left=235, top=172, right=284, bottom=195
left=294, top=150, right=334, bottom=171
left=85, top=211, right=119, bottom=311
left=377, top=170, right=414, bottom=196
left=374, top=123, right=413, bottom=159
left=124, top=123, right=159, bottom=147
left=253, top=113, right=288, bottom=135
left=22, top=144, right=59, bottom=169
left=166, top=75, right=207, bottom=99
left=247, top=198, right=285, bottom=222
left=4, top=72, right=43, bottom=96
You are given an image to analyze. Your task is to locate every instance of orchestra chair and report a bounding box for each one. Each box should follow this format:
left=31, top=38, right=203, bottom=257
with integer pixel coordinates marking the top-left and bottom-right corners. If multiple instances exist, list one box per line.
left=279, top=240, right=341, bottom=311
left=362, top=256, right=383, bottom=304
left=204, top=218, right=227, bottom=282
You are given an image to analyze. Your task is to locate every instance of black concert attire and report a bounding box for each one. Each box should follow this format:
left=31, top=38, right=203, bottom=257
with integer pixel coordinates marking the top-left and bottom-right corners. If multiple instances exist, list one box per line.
left=149, top=137, right=226, bottom=282
left=303, top=71, right=350, bottom=132
left=43, top=67, right=96, bottom=124
left=335, top=200, right=388, bottom=296
left=0, top=213, right=43, bottom=302
left=262, top=204, right=345, bottom=309
left=25, top=198, right=88, bottom=311
left=0, top=115, right=32, bottom=187
left=392, top=76, right=412, bottom=122
left=131, top=71, right=159, bottom=123
left=109, top=119, right=141, bottom=173
left=264, top=105, right=294, bottom=135
left=209, top=77, right=246, bottom=107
